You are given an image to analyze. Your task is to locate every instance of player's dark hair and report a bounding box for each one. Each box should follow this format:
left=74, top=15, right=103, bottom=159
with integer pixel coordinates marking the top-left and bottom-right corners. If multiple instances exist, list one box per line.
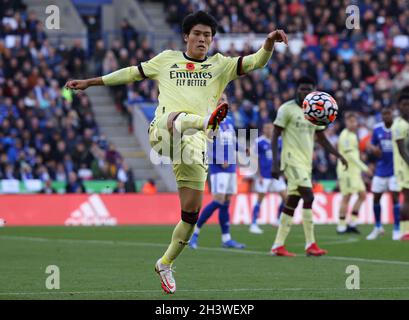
left=381, top=107, right=392, bottom=113
left=182, top=11, right=218, bottom=36
left=344, top=112, right=357, bottom=120
left=296, top=75, right=316, bottom=88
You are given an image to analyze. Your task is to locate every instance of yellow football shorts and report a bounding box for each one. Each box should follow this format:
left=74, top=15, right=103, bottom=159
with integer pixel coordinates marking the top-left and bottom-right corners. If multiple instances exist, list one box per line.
left=395, top=168, right=409, bottom=191
left=338, top=174, right=366, bottom=195
left=148, top=112, right=208, bottom=191
left=283, top=165, right=312, bottom=196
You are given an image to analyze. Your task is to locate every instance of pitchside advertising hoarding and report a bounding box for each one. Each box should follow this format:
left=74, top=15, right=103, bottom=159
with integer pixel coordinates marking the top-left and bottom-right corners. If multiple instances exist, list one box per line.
left=0, top=193, right=396, bottom=226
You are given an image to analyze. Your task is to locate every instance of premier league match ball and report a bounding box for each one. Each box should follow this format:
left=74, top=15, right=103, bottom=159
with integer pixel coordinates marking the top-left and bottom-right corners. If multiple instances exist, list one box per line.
left=302, top=91, right=338, bottom=126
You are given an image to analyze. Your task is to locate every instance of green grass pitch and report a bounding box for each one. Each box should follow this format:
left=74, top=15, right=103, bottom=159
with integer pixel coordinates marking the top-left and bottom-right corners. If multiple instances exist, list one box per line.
left=0, top=224, right=408, bottom=300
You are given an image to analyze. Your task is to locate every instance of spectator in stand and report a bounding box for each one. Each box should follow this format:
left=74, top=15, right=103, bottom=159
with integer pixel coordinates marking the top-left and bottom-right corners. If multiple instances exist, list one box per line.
left=141, top=179, right=157, bottom=194
left=65, top=171, right=86, bottom=194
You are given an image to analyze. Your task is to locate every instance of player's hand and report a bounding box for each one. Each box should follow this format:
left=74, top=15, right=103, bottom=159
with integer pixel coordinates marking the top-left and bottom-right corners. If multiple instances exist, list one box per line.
left=65, top=79, right=89, bottom=91
left=222, top=161, right=229, bottom=169
left=267, top=29, right=288, bottom=45
left=271, top=165, right=280, bottom=180
left=372, top=147, right=382, bottom=158
left=339, top=155, right=348, bottom=170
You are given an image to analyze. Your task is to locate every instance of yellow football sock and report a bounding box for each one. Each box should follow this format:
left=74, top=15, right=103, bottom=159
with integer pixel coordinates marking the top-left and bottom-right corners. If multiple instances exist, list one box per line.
left=273, top=213, right=293, bottom=248
left=401, top=221, right=409, bottom=235
left=161, top=220, right=194, bottom=265
left=351, top=215, right=358, bottom=224
left=173, top=113, right=205, bottom=133
left=338, top=218, right=347, bottom=227
left=303, top=209, right=315, bottom=246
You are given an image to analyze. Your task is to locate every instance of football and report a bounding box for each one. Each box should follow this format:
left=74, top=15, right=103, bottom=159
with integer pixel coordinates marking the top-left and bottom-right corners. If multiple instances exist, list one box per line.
left=302, top=91, right=338, bottom=126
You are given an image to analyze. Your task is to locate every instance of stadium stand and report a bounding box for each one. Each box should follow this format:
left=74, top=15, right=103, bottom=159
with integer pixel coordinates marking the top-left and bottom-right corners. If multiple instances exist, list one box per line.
left=0, top=0, right=140, bottom=193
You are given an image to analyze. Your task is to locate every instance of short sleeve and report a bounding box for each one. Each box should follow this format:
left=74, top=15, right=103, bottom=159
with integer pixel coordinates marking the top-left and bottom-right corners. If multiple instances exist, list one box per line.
left=220, top=54, right=242, bottom=83
left=393, top=121, right=407, bottom=141
left=274, top=105, right=289, bottom=129
left=315, top=125, right=326, bottom=131
left=139, top=50, right=169, bottom=80
left=341, top=134, right=353, bottom=152
left=371, top=129, right=379, bottom=145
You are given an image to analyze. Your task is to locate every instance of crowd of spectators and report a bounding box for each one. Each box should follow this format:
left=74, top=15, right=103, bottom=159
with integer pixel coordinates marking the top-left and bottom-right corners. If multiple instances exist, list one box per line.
left=0, top=1, right=135, bottom=193
left=164, top=0, right=409, bottom=182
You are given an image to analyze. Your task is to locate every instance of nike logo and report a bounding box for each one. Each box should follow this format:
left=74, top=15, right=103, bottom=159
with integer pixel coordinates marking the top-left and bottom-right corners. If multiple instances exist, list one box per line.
left=164, top=278, right=174, bottom=290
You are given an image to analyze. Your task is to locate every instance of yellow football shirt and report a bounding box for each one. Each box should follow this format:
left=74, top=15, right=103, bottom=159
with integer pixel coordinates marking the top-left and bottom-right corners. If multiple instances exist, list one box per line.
left=392, top=116, right=409, bottom=182
left=274, top=99, right=325, bottom=171
left=139, top=50, right=242, bottom=119
left=336, top=128, right=368, bottom=177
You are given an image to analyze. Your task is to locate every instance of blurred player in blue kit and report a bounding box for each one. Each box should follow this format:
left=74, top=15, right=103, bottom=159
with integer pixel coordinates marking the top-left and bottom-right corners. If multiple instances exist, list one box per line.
left=250, top=121, right=286, bottom=234
left=189, top=93, right=246, bottom=249
left=367, top=108, right=401, bottom=240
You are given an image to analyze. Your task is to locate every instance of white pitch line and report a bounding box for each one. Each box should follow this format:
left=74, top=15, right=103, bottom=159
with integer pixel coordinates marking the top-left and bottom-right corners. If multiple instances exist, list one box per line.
left=0, top=235, right=408, bottom=266
left=1, top=286, right=409, bottom=296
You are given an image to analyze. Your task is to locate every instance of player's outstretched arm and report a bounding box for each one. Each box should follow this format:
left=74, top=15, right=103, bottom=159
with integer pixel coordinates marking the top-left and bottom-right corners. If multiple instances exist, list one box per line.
left=271, top=125, right=283, bottom=179
left=65, top=66, right=143, bottom=91
left=65, top=77, right=103, bottom=90
left=315, top=130, right=349, bottom=170
left=240, top=29, right=288, bottom=75
left=264, top=29, right=288, bottom=51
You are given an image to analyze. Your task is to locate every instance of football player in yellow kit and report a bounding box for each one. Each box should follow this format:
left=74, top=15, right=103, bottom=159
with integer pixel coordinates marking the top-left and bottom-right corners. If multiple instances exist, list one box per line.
left=65, top=11, right=288, bottom=293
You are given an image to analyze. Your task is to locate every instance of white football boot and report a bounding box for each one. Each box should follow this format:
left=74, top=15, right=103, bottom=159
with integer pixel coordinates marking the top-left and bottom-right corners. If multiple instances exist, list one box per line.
left=366, top=227, right=385, bottom=240
left=249, top=224, right=264, bottom=234
left=392, top=230, right=401, bottom=241
left=155, top=258, right=176, bottom=294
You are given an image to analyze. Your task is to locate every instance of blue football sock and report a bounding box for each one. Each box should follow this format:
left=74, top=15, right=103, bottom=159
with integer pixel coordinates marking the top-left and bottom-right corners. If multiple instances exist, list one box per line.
left=373, top=203, right=382, bottom=228
left=252, top=201, right=261, bottom=224
left=196, top=200, right=222, bottom=229
left=393, top=203, right=400, bottom=231
left=219, top=201, right=230, bottom=235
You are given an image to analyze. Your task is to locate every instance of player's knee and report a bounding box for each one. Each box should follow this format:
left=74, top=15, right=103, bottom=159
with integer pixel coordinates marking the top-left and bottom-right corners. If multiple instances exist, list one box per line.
left=302, top=193, right=314, bottom=207
left=213, top=194, right=225, bottom=203
left=282, top=205, right=296, bottom=217
left=342, top=195, right=351, bottom=204
left=373, top=194, right=382, bottom=204
left=286, top=195, right=301, bottom=206
left=358, top=192, right=366, bottom=201
left=181, top=210, right=199, bottom=225
left=167, top=112, right=182, bottom=132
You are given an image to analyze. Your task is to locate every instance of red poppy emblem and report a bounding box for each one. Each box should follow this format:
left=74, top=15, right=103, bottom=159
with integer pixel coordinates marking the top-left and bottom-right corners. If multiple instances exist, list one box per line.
left=186, top=63, right=195, bottom=71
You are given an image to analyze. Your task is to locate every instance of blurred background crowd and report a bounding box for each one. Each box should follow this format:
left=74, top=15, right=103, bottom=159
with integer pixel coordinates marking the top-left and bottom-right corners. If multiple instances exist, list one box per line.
left=1, top=0, right=409, bottom=193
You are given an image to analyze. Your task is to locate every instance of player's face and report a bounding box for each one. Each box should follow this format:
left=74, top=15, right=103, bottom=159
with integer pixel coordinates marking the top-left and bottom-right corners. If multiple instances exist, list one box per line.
left=263, top=123, right=274, bottom=138
left=185, top=24, right=212, bottom=59
left=296, top=83, right=315, bottom=105
left=346, top=117, right=358, bottom=131
left=382, top=110, right=393, bottom=125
